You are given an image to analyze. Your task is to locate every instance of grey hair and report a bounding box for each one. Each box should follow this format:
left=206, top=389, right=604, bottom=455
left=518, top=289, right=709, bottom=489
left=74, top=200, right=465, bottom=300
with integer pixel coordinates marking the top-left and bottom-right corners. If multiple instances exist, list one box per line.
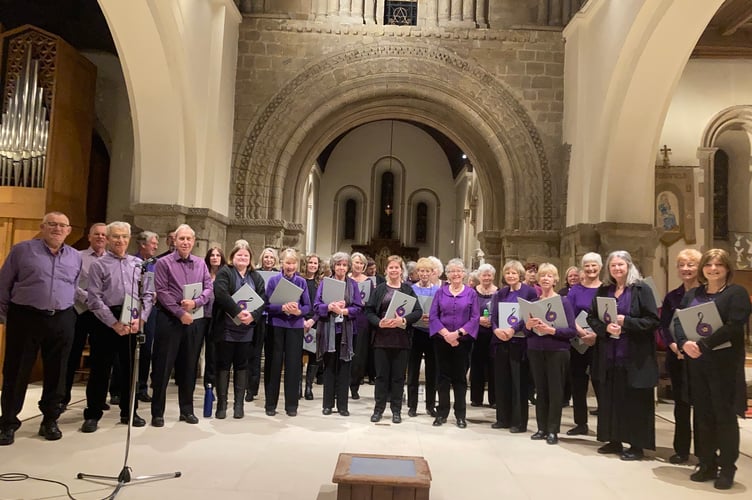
left=136, top=230, right=158, bottom=246
left=351, top=252, right=367, bottom=265
left=602, top=250, right=642, bottom=286
left=406, top=260, right=417, bottom=275
left=445, top=258, right=466, bottom=273
left=581, top=252, right=603, bottom=268
left=477, top=263, right=496, bottom=276
left=428, top=256, right=444, bottom=275
left=330, top=251, right=350, bottom=266
left=174, top=223, right=195, bottom=238
left=106, top=221, right=131, bottom=236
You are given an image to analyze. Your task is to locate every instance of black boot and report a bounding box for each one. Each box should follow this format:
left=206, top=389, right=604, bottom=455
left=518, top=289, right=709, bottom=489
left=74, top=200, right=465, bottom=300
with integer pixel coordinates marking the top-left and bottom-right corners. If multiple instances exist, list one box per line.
left=234, top=370, right=247, bottom=419
left=305, top=363, right=316, bottom=400
left=215, top=371, right=229, bottom=419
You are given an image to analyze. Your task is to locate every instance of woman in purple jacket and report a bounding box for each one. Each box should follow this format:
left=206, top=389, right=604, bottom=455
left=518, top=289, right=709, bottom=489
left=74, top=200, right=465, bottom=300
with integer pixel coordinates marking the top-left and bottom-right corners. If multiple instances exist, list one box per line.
left=490, top=260, right=538, bottom=432
left=264, top=248, right=311, bottom=417
left=524, top=263, right=576, bottom=445
left=429, top=258, right=479, bottom=428
left=314, top=252, right=362, bottom=417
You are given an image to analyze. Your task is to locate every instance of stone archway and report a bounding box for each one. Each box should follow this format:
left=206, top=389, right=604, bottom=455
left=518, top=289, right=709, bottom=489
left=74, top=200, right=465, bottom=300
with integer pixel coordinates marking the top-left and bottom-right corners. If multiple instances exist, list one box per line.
left=232, top=41, right=555, bottom=247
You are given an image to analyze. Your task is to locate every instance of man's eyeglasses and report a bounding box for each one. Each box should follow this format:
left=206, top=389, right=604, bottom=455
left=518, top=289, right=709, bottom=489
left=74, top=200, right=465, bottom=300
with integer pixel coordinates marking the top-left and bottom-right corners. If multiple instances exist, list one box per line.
left=44, top=222, right=70, bottom=229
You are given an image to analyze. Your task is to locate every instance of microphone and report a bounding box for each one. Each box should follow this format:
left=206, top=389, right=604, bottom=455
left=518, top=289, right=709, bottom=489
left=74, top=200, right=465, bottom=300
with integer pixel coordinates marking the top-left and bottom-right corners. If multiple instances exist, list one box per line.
left=139, top=256, right=157, bottom=268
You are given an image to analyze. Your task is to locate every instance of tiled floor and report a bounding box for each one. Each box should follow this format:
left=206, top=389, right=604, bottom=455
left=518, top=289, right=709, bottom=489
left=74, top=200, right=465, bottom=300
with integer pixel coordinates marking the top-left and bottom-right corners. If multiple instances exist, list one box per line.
left=1, top=381, right=750, bottom=499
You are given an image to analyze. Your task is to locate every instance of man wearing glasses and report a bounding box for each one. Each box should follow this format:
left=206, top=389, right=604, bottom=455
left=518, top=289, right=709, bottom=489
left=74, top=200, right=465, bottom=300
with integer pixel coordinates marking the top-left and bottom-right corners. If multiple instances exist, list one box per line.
left=0, top=212, right=82, bottom=445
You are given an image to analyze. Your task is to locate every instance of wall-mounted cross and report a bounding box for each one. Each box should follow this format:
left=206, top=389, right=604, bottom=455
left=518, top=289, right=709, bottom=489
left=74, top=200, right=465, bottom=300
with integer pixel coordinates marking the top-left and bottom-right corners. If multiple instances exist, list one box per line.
left=660, top=144, right=672, bottom=167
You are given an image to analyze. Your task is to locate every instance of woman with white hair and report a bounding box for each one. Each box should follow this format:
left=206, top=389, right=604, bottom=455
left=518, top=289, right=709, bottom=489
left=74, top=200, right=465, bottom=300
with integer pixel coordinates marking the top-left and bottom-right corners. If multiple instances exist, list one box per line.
left=470, top=263, right=498, bottom=408
left=565, top=252, right=603, bottom=436
left=587, top=250, right=659, bottom=461
left=429, top=258, right=479, bottom=428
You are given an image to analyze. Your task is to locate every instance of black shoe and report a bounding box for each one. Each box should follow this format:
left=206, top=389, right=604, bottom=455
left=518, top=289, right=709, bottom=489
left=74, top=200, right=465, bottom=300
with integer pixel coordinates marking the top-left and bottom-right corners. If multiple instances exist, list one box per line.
left=137, top=393, right=152, bottom=403
left=690, top=463, right=718, bottom=482
left=470, top=402, right=483, bottom=407
left=456, top=418, right=467, bottom=429
left=491, top=421, right=509, bottom=429
left=546, top=433, right=559, bottom=445
left=151, top=416, right=165, bottom=427
left=60, top=403, right=68, bottom=413
left=597, top=442, right=623, bottom=455
left=322, top=408, right=332, bottom=415
left=121, top=414, right=146, bottom=427
left=566, top=424, right=589, bottom=436
left=370, top=412, right=383, bottom=423
left=432, top=416, right=444, bottom=427
left=102, top=403, right=110, bottom=411
left=427, top=407, right=437, bottom=417
left=265, top=409, right=277, bottom=416
left=509, top=426, right=527, bottom=433
left=304, top=387, right=314, bottom=400
left=392, top=413, right=402, bottom=424
left=38, top=420, right=62, bottom=441
left=109, top=395, right=120, bottom=405
left=245, top=391, right=254, bottom=402
left=0, top=428, right=15, bottom=445
left=531, top=430, right=547, bottom=440
left=714, top=468, right=735, bottom=490
left=286, top=410, right=297, bottom=417
left=620, top=448, right=644, bottom=461
left=589, top=408, right=598, bottom=415
left=81, top=419, right=98, bottom=433
left=179, top=413, right=199, bottom=424
left=339, top=410, right=350, bottom=417
left=668, top=453, right=689, bottom=464
left=351, top=389, right=360, bottom=400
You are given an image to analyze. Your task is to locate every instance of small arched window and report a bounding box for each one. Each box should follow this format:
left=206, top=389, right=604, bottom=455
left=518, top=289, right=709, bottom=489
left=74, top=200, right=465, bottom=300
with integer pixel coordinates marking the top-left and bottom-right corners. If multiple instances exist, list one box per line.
left=344, top=198, right=356, bottom=240
left=416, top=202, right=428, bottom=243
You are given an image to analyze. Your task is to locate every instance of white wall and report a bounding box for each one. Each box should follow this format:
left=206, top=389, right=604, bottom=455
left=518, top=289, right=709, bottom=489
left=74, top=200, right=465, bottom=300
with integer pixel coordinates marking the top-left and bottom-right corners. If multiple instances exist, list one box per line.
left=315, top=120, right=457, bottom=261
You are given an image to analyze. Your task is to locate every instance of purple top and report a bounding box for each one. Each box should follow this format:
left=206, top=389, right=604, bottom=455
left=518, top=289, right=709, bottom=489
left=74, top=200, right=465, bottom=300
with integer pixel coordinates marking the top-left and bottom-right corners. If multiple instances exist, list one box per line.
left=154, top=251, right=213, bottom=320
left=490, top=283, right=538, bottom=346
left=87, top=251, right=155, bottom=327
left=659, top=285, right=685, bottom=348
left=566, top=284, right=599, bottom=317
left=0, top=238, right=81, bottom=320
left=76, top=246, right=104, bottom=311
left=606, top=285, right=632, bottom=362
left=428, top=284, right=480, bottom=339
left=266, top=272, right=311, bottom=328
left=475, top=289, right=495, bottom=336
left=525, top=295, right=577, bottom=351
left=412, top=282, right=440, bottom=333
left=314, top=277, right=363, bottom=318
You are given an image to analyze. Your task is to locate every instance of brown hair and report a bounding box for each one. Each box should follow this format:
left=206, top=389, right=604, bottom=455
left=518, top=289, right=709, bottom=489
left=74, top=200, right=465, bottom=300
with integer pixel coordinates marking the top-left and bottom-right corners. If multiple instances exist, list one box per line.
left=698, top=248, right=734, bottom=284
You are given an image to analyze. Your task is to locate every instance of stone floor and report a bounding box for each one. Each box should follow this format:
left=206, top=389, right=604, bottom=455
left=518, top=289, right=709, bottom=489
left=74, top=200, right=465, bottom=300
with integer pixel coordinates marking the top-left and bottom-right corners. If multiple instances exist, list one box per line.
left=1, top=381, right=750, bottom=499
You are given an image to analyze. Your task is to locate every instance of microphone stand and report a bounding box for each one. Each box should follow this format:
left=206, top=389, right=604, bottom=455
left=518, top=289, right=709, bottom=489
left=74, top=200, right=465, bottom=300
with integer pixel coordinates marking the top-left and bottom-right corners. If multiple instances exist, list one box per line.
left=77, top=259, right=180, bottom=498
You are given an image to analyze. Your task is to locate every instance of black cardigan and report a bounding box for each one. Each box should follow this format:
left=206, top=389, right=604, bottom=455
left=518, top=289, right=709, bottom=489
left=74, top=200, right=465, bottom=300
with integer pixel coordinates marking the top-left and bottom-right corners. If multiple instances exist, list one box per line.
left=587, top=281, right=660, bottom=389
left=211, top=265, right=267, bottom=341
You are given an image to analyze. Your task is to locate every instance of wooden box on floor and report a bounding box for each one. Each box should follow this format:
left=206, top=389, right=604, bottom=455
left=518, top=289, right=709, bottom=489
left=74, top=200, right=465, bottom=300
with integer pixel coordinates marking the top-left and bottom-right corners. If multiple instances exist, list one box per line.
left=332, top=453, right=431, bottom=500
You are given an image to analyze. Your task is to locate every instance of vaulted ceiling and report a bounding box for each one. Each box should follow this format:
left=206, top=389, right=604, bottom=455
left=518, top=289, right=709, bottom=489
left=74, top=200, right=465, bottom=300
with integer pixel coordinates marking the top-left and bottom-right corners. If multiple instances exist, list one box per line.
left=693, top=0, right=752, bottom=58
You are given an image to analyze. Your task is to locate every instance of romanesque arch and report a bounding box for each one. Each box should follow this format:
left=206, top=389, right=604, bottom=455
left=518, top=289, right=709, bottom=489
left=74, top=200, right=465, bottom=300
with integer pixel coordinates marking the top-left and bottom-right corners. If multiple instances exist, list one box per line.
left=233, top=42, right=555, bottom=244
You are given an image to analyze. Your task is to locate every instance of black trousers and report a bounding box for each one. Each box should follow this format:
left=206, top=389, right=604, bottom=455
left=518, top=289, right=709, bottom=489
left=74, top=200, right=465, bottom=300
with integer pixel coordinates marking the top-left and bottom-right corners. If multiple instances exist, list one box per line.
left=322, top=333, right=351, bottom=412
left=434, top=337, right=471, bottom=419
left=84, top=312, right=137, bottom=420
left=63, top=310, right=98, bottom=405
left=247, top=319, right=267, bottom=396
left=0, top=304, right=75, bottom=430
left=373, top=347, right=409, bottom=414
left=666, top=351, right=691, bottom=457
left=688, top=350, right=739, bottom=470
left=217, top=340, right=252, bottom=371
left=137, top=308, right=156, bottom=395
left=597, top=365, right=655, bottom=450
left=493, top=340, right=529, bottom=429
left=470, top=328, right=495, bottom=406
left=406, top=329, right=436, bottom=412
left=202, top=318, right=216, bottom=387
left=151, top=311, right=204, bottom=417
left=528, top=349, right=569, bottom=433
left=570, top=346, right=598, bottom=426
left=265, top=326, right=303, bottom=413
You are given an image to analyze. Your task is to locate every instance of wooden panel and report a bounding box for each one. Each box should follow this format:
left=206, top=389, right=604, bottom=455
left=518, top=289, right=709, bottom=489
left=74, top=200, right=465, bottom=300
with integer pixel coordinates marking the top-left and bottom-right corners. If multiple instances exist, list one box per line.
left=372, top=485, right=393, bottom=500
left=352, top=485, right=371, bottom=500
left=393, top=487, right=415, bottom=500
left=337, top=484, right=352, bottom=500
left=0, top=187, right=46, bottom=220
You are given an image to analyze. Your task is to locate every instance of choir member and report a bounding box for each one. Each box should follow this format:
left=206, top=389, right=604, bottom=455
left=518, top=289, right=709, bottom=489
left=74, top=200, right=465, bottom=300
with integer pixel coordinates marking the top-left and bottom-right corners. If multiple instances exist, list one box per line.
left=408, top=257, right=440, bottom=417
left=470, top=263, right=498, bottom=408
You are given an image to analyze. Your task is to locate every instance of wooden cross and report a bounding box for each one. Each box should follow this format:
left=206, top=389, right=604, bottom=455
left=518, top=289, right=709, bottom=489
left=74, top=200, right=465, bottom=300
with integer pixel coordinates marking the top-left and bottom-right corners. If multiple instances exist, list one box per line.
left=660, top=144, right=672, bottom=167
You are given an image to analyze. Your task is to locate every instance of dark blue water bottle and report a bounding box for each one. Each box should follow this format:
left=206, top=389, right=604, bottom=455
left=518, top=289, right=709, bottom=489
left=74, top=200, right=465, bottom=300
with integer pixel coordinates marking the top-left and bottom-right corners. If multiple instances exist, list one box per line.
left=203, top=383, right=214, bottom=418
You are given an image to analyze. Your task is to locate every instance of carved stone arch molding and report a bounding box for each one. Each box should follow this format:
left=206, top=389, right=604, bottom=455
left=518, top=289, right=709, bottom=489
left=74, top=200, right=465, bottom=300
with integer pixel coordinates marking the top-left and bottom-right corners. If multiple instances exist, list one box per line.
left=701, top=105, right=752, bottom=147
left=233, top=41, right=554, bottom=235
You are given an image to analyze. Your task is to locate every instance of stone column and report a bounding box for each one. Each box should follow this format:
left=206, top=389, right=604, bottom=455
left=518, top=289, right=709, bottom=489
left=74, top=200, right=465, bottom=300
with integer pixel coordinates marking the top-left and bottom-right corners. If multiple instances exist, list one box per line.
left=250, top=0, right=263, bottom=14
left=239, top=0, right=252, bottom=14
left=537, top=0, right=548, bottom=25
left=559, top=223, right=600, bottom=267
left=697, top=147, right=717, bottom=250
left=339, top=0, right=350, bottom=17
left=424, top=0, right=439, bottom=27
left=438, top=0, right=451, bottom=25
left=475, top=0, right=488, bottom=27
left=352, top=0, right=364, bottom=23
left=451, top=0, right=463, bottom=22
left=478, top=230, right=503, bottom=284
left=364, top=0, right=376, bottom=24
left=549, top=0, right=562, bottom=25
left=328, top=0, right=338, bottom=17
left=594, top=223, right=662, bottom=277
left=462, top=0, right=475, bottom=24
left=314, top=0, right=328, bottom=20
left=500, top=230, right=562, bottom=268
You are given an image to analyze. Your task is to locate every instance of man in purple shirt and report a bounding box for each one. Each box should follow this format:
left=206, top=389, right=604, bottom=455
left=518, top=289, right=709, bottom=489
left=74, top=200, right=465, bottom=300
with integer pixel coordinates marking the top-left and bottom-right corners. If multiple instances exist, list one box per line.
left=0, top=212, right=82, bottom=445
left=81, top=222, right=155, bottom=433
left=62, top=222, right=107, bottom=410
left=134, top=230, right=159, bottom=403
left=151, top=224, right=212, bottom=426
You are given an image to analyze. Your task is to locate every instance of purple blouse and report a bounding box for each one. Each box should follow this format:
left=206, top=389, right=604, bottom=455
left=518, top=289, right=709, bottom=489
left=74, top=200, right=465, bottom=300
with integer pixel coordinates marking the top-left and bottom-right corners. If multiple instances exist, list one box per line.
left=525, top=295, right=577, bottom=351
left=490, top=283, right=538, bottom=346
left=429, top=284, right=479, bottom=338
left=605, top=285, right=632, bottom=362
left=266, top=272, right=311, bottom=328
